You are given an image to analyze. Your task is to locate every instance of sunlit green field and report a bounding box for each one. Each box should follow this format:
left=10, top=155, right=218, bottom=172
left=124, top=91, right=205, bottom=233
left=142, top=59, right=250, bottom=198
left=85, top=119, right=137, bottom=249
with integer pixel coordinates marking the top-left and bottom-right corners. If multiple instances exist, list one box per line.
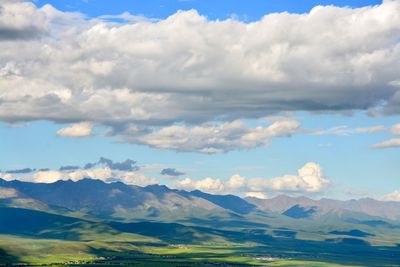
left=1, top=207, right=399, bottom=266
left=0, top=233, right=397, bottom=267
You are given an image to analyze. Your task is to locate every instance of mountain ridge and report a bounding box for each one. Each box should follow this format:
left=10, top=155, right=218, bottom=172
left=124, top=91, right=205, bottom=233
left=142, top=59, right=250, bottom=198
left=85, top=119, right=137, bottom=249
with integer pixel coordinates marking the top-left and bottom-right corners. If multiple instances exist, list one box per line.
left=1, top=177, right=400, bottom=221
left=246, top=194, right=400, bottom=220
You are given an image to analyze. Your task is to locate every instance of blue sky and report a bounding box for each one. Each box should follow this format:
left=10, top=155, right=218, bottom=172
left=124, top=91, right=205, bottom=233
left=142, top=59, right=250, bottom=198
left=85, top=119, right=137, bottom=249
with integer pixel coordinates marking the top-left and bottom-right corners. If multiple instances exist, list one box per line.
left=0, top=0, right=399, bottom=200
left=35, top=0, right=382, bottom=20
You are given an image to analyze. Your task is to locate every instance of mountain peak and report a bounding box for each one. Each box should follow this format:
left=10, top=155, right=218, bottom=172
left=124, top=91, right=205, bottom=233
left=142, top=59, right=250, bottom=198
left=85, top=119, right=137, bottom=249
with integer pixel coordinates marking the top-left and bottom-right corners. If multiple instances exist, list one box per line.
left=78, top=177, right=105, bottom=184
left=53, top=179, right=74, bottom=184
left=144, top=184, right=171, bottom=194
left=145, top=184, right=168, bottom=189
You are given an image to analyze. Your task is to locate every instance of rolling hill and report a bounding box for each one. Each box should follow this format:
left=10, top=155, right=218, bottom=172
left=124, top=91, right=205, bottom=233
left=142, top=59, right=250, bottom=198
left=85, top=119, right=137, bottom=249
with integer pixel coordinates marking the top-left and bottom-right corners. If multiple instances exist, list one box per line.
left=0, top=177, right=400, bottom=266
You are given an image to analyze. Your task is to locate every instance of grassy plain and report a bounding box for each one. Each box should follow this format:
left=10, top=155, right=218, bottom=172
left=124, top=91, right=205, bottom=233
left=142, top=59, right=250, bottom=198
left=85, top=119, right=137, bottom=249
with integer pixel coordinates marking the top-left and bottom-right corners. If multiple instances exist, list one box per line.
left=0, top=207, right=399, bottom=266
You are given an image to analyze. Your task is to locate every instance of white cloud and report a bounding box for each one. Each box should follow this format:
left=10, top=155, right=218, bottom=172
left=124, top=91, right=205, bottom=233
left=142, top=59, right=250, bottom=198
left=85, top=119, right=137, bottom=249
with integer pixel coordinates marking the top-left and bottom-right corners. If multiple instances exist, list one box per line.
left=373, top=138, right=400, bottom=149
left=245, top=191, right=267, bottom=199
left=133, top=119, right=299, bottom=153
left=313, top=126, right=353, bottom=136
left=314, top=125, right=386, bottom=136
left=0, top=1, right=400, bottom=150
left=117, top=171, right=158, bottom=186
left=297, top=162, right=329, bottom=192
left=4, top=160, right=330, bottom=195
left=391, top=123, right=400, bottom=135
left=0, top=1, right=48, bottom=40
left=173, top=162, right=330, bottom=194
left=34, top=170, right=69, bottom=183
left=355, top=125, right=386, bottom=134
left=248, top=162, right=329, bottom=193
left=57, top=122, right=94, bottom=137
left=227, top=174, right=246, bottom=190
left=382, top=190, right=400, bottom=201
left=99, top=12, right=152, bottom=23
left=173, top=177, right=225, bottom=194
left=67, top=168, right=112, bottom=181
left=2, top=157, right=156, bottom=186
left=371, top=122, right=400, bottom=149
left=0, top=172, right=13, bottom=181
left=31, top=167, right=157, bottom=186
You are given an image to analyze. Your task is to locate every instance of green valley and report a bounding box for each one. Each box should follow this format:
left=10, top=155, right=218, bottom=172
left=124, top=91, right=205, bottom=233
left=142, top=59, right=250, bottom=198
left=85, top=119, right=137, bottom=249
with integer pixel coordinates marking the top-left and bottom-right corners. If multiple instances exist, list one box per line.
left=0, top=179, right=399, bottom=266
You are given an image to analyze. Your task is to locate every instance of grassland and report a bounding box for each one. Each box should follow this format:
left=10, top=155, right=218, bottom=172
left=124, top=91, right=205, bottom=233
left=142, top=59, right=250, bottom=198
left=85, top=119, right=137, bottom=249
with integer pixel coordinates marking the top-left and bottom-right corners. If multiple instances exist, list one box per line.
left=1, top=232, right=399, bottom=267
left=0, top=239, right=351, bottom=267
left=0, top=207, right=399, bottom=266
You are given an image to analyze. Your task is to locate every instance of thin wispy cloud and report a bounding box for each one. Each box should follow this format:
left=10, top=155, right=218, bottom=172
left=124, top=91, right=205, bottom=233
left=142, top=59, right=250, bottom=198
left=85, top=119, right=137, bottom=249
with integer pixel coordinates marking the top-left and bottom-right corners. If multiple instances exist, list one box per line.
left=373, top=138, right=400, bottom=149
left=313, top=125, right=386, bottom=136
left=4, top=168, right=35, bottom=174
left=372, top=122, right=400, bottom=149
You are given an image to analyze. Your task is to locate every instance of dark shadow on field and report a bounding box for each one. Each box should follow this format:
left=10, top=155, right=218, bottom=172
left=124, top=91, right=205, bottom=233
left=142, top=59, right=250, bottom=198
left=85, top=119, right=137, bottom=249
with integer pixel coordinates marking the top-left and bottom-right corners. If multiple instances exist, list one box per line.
left=345, top=218, right=399, bottom=228
left=329, top=229, right=375, bottom=237
left=0, top=207, right=125, bottom=242
left=0, top=248, right=21, bottom=264
left=2, top=207, right=400, bottom=266
left=108, top=221, right=400, bottom=266
left=228, top=239, right=400, bottom=266
left=86, top=247, right=257, bottom=267
left=0, top=207, right=85, bottom=240
left=109, top=221, right=205, bottom=243
left=272, top=229, right=297, bottom=238
left=108, top=221, right=274, bottom=244
left=179, top=217, right=269, bottom=228
left=85, top=238, right=400, bottom=267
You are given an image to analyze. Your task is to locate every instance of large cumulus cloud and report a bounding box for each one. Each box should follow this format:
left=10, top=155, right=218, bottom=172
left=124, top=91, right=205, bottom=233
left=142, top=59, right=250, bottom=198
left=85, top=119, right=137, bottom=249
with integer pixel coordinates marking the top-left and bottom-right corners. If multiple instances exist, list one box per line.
left=131, top=119, right=300, bottom=153
left=1, top=1, right=400, bottom=152
left=0, top=1, right=48, bottom=40
left=172, top=162, right=330, bottom=195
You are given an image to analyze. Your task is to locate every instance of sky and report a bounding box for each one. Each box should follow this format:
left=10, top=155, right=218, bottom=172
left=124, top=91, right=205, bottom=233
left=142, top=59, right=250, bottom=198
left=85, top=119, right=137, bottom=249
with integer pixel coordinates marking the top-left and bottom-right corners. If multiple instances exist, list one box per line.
left=0, top=0, right=399, bottom=201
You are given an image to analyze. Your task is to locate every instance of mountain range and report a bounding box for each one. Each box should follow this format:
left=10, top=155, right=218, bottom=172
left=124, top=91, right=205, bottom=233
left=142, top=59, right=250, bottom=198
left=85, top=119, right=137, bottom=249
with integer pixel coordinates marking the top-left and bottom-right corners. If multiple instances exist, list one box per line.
left=1, top=177, right=400, bottom=266
left=1, top=177, right=399, bottom=222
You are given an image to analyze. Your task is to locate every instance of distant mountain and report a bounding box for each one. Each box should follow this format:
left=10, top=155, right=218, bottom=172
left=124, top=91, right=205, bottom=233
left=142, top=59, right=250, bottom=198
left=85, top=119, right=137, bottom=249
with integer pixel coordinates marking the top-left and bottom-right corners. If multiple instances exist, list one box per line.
left=246, top=195, right=400, bottom=220
left=1, top=178, right=400, bottom=266
left=0, top=178, right=255, bottom=221
left=0, top=181, right=56, bottom=212
left=1, top=177, right=400, bottom=223
left=188, top=190, right=256, bottom=214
